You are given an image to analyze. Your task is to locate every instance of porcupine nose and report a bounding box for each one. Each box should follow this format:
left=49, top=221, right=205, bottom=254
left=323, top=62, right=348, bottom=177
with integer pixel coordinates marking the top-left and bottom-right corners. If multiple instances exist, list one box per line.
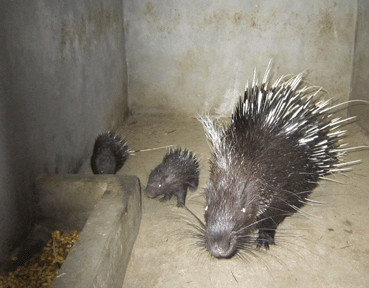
left=207, top=231, right=236, bottom=258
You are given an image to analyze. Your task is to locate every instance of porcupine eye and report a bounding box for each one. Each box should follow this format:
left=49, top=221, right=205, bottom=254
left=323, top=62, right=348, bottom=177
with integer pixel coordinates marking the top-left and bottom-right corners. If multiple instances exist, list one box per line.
left=204, top=205, right=209, bottom=222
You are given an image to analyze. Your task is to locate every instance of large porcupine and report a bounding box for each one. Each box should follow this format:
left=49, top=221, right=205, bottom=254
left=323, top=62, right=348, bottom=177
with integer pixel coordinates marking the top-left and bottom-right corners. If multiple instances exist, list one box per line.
left=145, top=148, right=200, bottom=207
left=195, top=65, right=360, bottom=259
left=91, top=131, right=130, bottom=174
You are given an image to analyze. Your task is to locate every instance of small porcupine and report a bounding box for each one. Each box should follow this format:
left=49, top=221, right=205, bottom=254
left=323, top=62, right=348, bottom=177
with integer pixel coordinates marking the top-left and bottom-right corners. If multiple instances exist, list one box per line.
left=91, top=131, right=130, bottom=174
left=194, top=64, right=362, bottom=259
left=145, top=148, right=200, bottom=207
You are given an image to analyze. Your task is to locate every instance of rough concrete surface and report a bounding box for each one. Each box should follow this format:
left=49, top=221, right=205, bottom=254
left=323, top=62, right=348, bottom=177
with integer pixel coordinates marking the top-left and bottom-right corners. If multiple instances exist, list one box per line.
left=124, top=1, right=356, bottom=115
left=34, top=174, right=141, bottom=288
left=119, top=114, right=369, bottom=288
left=35, top=175, right=111, bottom=231
left=349, top=0, right=369, bottom=133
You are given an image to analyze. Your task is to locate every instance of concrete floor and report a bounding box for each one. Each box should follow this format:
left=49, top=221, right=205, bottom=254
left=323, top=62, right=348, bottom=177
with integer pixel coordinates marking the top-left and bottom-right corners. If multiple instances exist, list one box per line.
left=118, top=114, right=369, bottom=288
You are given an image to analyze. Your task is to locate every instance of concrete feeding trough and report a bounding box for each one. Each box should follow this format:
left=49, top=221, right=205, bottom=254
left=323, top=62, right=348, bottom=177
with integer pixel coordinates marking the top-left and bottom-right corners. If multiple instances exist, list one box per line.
left=33, top=174, right=141, bottom=288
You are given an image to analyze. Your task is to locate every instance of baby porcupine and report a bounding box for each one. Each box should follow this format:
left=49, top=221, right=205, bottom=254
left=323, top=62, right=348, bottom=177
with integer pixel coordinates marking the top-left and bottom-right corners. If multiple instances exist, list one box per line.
left=145, top=148, right=200, bottom=207
left=91, top=131, right=129, bottom=174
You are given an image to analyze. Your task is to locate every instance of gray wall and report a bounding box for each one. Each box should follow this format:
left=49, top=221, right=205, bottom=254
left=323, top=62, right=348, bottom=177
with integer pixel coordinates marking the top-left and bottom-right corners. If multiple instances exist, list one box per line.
left=0, top=0, right=127, bottom=267
left=124, top=0, right=357, bottom=115
left=349, top=0, right=369, bottom=132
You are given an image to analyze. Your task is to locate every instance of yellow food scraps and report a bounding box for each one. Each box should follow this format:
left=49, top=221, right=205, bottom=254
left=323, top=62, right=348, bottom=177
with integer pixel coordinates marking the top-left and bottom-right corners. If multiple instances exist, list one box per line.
left=0, top=230, right=79, bottom=288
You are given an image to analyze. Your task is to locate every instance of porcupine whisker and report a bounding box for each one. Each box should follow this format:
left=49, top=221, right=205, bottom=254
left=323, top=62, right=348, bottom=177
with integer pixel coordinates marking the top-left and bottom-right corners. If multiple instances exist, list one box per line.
left=237, top=253, right=276, bottom=278
left=183, top=205, right=206, bottom=228
left=188, top=236, right=206, bottom=247
left=295, top=189, right=315, bottom=195
left=317, top=177, right=348, bottom=184
left=236, top=238, right=258, bottom=250
left=179, top=218, right=206, bottom=244
left=185, top=197, right=205, bottom=207
left=259, top=206, right=297, bottom=218
left=236, top=250, right=257, bottom=267
left=268, top=237, right=312, bottom=265
left=236, top=232, right=258, bottom=241
left=182, top=230, right=204, bottom=244
left=235, top=251, right=250, bottom=264
left=288, top=205, right=320, bottom=219
left=303, top=198, right=327, bottom=205
left=180, top=216, right=205, bottom=233
left=187, top=235, right=206, bottom=249
left=186, top=225, right=206, bottom=239
left=293, top=195, right=324, bottom=207
left=335, top=171, right=355, bottom=179
left=257, top=239, right=286, bottom=273
left=182, top=229, right=203, bottom=241
left=180, top=230, right=208, bottom=259
left=263, top=199, right=317, bottom=219
left=278, top=188, right=306, bottom=199
left=270, top=189, right=306, bottom=202
left=238, top=246, right=278, bottom=276
left=271, top=229, right=306, bottom=240
left=235, top=218, right=272, bottom=235
left=298, top=199, right=324, bottom=206
left=237, top=245, right=260, bottom=262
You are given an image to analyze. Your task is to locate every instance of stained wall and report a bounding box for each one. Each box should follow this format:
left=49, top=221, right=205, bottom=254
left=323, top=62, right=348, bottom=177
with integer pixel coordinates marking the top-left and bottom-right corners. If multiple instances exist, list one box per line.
left=349, top=0, right=369, bottom=132
left=124, top=1, right=357, bottom=115
left=0, top=0, right=127, bottom=268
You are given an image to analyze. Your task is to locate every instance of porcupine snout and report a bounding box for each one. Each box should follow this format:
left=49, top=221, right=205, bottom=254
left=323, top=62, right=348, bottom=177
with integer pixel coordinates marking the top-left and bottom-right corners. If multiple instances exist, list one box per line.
left=206, top=227, right=237, bottom=258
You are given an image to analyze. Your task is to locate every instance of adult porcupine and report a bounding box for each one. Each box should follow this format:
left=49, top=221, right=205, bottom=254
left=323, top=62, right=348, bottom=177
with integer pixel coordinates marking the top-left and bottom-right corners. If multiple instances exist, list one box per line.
left=196, top=65, right=360, bottom=259
left=145, top=148, right=200, bottom=207
left=91, top=131, right=130, bottom=174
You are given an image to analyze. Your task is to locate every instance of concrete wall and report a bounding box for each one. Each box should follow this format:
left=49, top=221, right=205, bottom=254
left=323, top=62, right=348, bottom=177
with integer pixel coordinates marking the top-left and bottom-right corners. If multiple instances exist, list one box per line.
left=0, top=0, right=127, bottom=268
left=124, top=0, right=357, bottom=115
left=349, top=0, right=369, bottom=132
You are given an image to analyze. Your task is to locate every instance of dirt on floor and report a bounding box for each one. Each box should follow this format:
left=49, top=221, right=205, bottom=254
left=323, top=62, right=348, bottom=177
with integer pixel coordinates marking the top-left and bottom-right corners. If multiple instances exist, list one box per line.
left=118, top=114, right=369, bottom=288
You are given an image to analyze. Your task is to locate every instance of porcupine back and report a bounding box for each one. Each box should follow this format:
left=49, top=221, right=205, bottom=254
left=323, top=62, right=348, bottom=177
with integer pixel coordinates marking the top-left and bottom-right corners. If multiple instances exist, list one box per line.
left=91, top=132, right=130, bottom=174
left=199, top=67, right=355, bottom=259
left=163, top=148, right=199, bottom=189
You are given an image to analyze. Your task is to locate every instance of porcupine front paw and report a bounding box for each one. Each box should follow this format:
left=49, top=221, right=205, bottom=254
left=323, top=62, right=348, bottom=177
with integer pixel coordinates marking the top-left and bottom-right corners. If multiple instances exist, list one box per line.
left=159, top=194, right=172, bottom=202
left=175, top=190, right=187, bottom=207
left=176, top=198, right=185, bottom=207
left=256, top=230, right=276, bottom=249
